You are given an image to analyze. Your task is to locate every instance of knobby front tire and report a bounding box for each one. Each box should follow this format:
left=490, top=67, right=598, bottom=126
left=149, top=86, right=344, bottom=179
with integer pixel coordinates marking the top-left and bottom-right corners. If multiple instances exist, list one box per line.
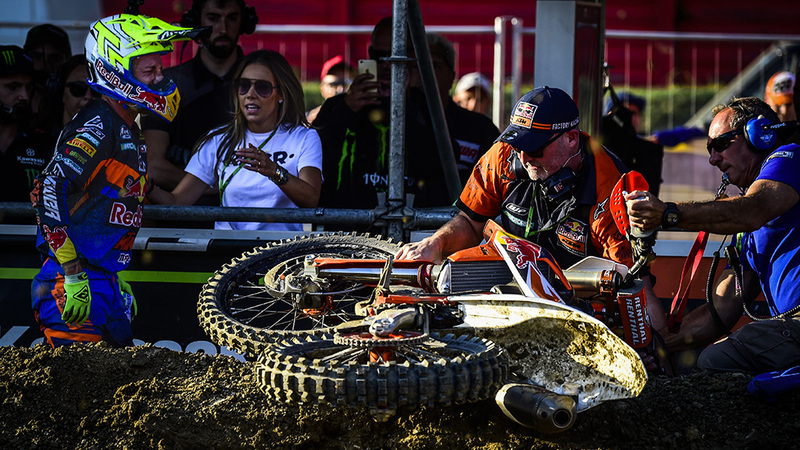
left=197, top=233, right=400, bottom=356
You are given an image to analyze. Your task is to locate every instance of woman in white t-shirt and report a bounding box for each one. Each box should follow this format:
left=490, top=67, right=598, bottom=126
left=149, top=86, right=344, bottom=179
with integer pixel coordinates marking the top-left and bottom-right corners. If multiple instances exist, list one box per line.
left=149, top=50, right=322, bottom=231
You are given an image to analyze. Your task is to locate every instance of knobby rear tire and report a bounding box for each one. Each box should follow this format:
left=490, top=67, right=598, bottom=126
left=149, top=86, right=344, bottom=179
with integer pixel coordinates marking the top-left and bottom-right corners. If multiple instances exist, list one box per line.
left=255, top=332, right=508, bottom=418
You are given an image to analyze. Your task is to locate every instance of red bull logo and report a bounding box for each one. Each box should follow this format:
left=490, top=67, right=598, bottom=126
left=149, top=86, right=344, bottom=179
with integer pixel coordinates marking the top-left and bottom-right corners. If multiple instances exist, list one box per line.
left=120, top=176, right=146, bottom=200
left=109, top=202, right=143, bottom=227
left=502, top=236, right=542, bottom=269
left=130, top=87, right=167, bottom=113
left=510, top=102, right=536, bottom=128
left=42, top=225, right=68, bottom=251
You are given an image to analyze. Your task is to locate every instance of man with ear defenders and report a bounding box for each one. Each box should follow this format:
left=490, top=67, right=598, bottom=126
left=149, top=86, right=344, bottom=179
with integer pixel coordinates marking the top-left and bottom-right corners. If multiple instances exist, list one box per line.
left=627, top=97, right=800, bottom=374
left=142, top=0, right=257, bottom=194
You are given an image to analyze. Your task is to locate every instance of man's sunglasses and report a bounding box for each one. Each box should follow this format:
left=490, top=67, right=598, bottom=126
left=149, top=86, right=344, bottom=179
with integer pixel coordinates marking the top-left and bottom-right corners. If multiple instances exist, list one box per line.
left=521, top=131, right=566, bottom=158
left=368, top=47, right=391, bottom=61
left=706, top=129, right=741, bottom=155
left=235, top=78, right=276, bottom=98
left=65, top=81, right=100, bottom=99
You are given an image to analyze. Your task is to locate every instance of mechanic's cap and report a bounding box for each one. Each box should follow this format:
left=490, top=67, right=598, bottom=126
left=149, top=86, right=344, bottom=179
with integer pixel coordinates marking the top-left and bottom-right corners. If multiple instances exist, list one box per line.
left=765, top=71, right=795, bottom=106
left=0, top=45, right=35, bottom=78
left=497, top=86, right=580, bottom=155
left=454, top=72, right=491, bottom=96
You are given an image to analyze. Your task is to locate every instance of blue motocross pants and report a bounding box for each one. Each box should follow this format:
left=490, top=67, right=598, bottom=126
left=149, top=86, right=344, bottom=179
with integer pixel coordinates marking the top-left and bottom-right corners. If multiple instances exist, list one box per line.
left=31, top=258, right=133, bottom=348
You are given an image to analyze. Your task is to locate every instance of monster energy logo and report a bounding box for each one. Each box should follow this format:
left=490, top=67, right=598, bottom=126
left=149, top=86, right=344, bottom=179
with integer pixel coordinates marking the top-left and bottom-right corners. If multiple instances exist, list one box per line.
left=1, top=50, right=14, bottom=66
left=25, top=169, right=39, bottom=188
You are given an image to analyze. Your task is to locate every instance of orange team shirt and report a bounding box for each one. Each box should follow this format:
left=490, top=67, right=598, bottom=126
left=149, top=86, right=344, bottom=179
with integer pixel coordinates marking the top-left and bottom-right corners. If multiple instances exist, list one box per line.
left=456, top=133, right=634, bottom=268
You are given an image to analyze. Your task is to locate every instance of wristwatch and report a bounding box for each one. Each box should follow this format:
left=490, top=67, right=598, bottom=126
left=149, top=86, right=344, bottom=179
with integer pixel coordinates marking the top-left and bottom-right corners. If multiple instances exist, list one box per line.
left=271, top=165, right=290, bottom=186
left=661, top=202, right=681, bottom=229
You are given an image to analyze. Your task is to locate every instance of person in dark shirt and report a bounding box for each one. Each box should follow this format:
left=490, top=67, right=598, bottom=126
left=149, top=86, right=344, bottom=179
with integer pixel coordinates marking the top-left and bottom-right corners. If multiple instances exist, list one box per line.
left=0, top=45, right=50, bottom=207
left=313, top=18, right=499, bottom=232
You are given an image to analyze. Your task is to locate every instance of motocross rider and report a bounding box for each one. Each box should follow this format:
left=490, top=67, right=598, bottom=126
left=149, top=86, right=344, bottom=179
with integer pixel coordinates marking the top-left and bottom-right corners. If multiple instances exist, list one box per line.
left=396, top=86, right=665, bottom=330
left=30, top=13, right=201, bottom=347
left=626, top=96, right=800, bottom=374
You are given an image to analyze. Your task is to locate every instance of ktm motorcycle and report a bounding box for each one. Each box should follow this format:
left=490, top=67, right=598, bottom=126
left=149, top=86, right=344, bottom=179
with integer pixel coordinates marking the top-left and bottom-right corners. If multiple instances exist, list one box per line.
left=196, top=173, right=654, bottom=432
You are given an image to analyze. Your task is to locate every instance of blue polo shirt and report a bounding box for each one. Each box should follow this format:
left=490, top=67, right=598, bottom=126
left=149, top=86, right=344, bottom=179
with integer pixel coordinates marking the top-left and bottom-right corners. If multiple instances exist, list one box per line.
left=739, top=143, right=800, bottom=315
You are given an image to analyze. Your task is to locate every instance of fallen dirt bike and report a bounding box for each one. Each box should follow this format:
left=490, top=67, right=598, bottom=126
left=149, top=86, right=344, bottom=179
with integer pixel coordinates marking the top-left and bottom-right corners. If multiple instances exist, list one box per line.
left=198, top=212, right=652, bottom=432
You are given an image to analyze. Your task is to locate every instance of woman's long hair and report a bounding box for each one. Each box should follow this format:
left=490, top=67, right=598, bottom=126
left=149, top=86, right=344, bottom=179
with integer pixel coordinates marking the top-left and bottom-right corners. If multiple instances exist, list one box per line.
left=194, top=49, right=309, bottom=168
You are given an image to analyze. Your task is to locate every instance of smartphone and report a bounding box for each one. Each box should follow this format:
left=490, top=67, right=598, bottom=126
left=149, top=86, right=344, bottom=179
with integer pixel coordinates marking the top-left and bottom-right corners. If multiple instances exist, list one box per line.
left=358, top=59, right=378, bottom=93
left=358, top=59, right=377, bottom=77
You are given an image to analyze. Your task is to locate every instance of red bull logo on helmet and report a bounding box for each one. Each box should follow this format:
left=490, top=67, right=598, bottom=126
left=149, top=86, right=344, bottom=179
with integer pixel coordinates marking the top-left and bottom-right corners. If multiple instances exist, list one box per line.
left=130, top=87, right=167, bottom=113
left=94, top=59, right=133, bottom=96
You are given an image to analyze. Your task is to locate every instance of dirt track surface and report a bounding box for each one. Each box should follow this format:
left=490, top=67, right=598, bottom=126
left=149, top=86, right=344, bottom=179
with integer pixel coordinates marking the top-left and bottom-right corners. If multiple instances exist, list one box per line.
left=1, top=343, right=798, bottom=450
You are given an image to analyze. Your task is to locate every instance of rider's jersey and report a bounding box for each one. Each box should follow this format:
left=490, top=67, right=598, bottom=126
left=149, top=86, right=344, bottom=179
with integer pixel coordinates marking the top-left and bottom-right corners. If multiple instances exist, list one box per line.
left=456, top=132, right=633, bottom=269
left=738, top=143, right=800, bottom=315
left=31, top=98, right=148, bottom=273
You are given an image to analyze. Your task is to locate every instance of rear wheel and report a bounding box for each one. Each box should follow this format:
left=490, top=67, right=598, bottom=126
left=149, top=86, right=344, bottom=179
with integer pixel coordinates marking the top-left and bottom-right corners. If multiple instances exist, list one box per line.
left=197, top=233, right=400, bottom=356
left=255, top=332, right=508, bottom=420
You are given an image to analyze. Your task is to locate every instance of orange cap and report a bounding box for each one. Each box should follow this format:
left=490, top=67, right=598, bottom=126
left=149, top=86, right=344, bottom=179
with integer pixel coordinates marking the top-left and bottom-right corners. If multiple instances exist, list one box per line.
left=765, top=71, right=795, bottom=105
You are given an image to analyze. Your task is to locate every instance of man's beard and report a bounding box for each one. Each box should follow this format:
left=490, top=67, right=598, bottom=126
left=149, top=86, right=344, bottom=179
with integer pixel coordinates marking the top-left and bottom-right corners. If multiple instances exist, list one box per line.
left=204, top=37, right=237, bottom=59
left=0, top=101, right=32, bottom=125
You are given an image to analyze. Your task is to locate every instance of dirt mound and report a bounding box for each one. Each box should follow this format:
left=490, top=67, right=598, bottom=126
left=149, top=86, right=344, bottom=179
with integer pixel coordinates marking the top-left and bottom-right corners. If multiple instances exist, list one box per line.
left=1, top=343, right=797, bottom=449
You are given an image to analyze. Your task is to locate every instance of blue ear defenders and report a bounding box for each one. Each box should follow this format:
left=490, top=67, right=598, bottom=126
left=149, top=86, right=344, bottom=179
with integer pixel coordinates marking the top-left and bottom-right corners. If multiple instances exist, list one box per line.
left=744, top=115, right=779, bottom=152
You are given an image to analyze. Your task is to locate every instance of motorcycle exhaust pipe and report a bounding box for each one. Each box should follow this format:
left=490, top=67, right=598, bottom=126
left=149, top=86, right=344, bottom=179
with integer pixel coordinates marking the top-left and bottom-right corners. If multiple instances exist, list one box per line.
left=495, top=383, right=577, bottom=433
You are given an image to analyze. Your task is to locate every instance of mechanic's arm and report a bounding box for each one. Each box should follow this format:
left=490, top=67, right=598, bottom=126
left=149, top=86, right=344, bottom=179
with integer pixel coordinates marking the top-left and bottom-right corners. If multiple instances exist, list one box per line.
left=148, top=173, right=210, bottom=206
left=660, top=268, right=759, bottom=352
left=143, top=129, right=188, bottom=191
left=395, top=212, right=484, bottom=264
left=626, top=179, right=799, bottom=235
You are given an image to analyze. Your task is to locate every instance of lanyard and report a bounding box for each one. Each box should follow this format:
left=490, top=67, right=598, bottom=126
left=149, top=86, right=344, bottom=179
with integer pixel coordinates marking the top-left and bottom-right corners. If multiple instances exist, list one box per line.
left=218, top=127, right=278, bottom=204
left=523, top=184, right=570, bottom=239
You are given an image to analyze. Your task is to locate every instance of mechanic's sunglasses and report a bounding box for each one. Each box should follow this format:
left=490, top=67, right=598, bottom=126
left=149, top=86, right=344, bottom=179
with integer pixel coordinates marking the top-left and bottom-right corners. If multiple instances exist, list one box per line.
left=65, top=81, right=100, bottom=99
left=706, top=129, right=742, bottom=155
left=521, top=131, right=565, bottom=158
left=235, top=78, right=276, bottom=98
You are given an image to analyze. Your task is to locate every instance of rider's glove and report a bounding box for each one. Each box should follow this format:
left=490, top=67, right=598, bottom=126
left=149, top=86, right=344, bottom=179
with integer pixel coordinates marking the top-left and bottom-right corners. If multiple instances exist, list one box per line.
left=62, top=272, right=92, bottom=325
left=118, top=278, right=138, bottom=320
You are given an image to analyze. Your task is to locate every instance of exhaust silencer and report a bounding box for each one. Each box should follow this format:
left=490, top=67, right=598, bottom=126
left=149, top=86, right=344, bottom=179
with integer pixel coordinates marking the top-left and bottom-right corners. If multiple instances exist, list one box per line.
left=495, top=383, right=577, bottom=433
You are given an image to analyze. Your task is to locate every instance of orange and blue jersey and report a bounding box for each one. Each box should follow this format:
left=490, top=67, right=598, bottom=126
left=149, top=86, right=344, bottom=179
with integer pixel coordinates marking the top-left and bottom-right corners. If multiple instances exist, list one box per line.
left=31, top=98, right=148, bottom=272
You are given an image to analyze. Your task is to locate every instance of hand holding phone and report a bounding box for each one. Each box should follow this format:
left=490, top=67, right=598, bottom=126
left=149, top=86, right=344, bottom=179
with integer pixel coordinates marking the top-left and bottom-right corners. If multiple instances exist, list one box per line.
left=358, top=59, right=378, bottom=93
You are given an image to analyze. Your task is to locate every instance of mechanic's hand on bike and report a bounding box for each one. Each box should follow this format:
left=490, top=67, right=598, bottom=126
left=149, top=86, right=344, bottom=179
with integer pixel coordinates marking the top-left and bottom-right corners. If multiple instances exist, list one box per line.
left=118, top=278, right=138, bottom=320
left=395, top=238, right=444, bottom=264
left=62, top=272, right=92, bottom=325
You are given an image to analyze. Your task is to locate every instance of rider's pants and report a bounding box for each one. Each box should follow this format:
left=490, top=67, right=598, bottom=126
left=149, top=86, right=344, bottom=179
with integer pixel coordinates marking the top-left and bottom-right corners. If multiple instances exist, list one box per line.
left=31, top=258, right=133, bottom=348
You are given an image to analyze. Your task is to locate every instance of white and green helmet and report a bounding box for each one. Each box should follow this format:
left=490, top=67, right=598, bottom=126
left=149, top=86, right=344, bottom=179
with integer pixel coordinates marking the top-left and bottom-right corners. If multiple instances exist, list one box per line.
left=85, top=14, right=201, bottom=122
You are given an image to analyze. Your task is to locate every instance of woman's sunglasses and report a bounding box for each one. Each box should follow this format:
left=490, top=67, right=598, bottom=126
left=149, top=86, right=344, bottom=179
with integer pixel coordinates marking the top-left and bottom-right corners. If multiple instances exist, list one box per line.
left=706, top=129, right=741, bottom=155
left=65, top=81, right=100, bottom=99
left=236, top=78, right=276, bottom=98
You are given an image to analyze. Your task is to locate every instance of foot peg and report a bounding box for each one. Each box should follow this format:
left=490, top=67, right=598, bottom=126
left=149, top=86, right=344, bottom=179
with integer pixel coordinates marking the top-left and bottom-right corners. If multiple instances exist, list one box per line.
left=495, top=383, right=577, bottom=433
